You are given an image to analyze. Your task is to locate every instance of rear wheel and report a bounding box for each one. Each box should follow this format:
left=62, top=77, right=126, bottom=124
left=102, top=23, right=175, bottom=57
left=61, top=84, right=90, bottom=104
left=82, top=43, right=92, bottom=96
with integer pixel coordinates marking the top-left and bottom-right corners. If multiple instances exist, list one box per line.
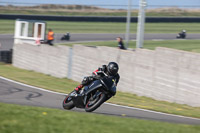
left=85, top=91, right=106, bottom=112
left=63, top=96, right=75, bottom=110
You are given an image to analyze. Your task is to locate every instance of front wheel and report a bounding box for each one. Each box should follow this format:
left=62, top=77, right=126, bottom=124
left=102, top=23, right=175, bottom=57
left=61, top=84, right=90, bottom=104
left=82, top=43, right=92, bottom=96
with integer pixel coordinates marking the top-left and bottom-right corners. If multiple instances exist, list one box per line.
left=85, top=92, right=106, bottom=112
left=63, top=96, right=75, bottom=110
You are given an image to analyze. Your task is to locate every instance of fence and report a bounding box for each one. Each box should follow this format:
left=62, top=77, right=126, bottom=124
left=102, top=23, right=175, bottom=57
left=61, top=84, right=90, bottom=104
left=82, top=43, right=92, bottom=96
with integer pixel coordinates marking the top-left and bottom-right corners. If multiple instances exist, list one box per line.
left=13, top=43, right=200, bottom=107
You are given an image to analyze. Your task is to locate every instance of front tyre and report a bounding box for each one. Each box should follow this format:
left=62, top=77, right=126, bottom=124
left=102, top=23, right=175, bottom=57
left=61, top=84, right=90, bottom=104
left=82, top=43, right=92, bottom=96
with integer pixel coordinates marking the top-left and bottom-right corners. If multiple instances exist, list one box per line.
left=85, top=92, right=106, bottom=112
left=63, top=96, right=75, bottom=110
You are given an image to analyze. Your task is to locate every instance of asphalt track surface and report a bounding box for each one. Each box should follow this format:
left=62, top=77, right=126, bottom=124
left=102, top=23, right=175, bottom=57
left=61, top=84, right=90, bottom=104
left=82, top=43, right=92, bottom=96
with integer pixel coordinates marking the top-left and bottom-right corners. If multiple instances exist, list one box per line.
left=0, top=76, right=200, bottom=125
left=1, top=33, right=200, bottom=51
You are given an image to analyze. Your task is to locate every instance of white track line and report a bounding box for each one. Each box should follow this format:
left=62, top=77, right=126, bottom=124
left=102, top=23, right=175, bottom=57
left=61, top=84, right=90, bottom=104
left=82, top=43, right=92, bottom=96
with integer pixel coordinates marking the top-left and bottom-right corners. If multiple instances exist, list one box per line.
left=105, top=103, right=200, bottom=121
left=0, top=76, right=200, bottom=121
left=0, top=76, right=65, bottom=95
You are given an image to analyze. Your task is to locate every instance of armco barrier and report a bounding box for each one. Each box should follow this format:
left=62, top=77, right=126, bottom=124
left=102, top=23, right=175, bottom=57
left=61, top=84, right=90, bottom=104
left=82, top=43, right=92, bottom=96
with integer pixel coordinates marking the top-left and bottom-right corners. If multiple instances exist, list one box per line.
left=13, top=43, right=200, bottom=107
left=1, top=14, right=200, bottom=22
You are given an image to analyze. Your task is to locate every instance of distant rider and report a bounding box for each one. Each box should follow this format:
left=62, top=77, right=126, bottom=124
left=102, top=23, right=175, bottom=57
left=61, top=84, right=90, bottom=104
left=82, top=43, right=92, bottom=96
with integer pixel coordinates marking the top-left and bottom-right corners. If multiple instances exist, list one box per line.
left=74, top=62, right=120, bottom=95
left=177, top=30, right=186, bottom=38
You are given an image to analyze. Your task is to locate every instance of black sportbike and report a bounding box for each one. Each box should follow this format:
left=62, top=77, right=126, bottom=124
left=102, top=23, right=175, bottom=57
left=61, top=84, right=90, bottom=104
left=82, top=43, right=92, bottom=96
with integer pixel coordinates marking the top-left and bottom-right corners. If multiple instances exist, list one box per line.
left=63, top=76, right=116, bottom=112
left=176, top=32, right=186, bottom=39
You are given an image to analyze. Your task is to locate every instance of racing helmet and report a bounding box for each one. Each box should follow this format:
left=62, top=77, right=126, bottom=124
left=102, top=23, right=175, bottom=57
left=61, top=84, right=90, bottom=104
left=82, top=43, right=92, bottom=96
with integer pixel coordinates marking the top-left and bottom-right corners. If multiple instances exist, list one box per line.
left=107, top=62, right=119, bottom=76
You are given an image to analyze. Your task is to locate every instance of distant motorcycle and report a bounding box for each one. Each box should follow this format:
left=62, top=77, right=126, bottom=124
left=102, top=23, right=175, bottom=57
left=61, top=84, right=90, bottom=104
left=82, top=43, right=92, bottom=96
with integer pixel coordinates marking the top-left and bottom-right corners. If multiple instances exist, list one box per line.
left=61, top=32, right=70, bottom=41
left=176, top=30, right=186, bottom=39
left=63, top=76, right=116, bottom=112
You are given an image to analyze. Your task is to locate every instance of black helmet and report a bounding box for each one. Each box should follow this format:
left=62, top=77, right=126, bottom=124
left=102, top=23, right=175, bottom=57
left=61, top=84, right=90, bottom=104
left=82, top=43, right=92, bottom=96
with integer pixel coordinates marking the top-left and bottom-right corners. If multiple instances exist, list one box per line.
left=107, top=62, right=119, bottom=76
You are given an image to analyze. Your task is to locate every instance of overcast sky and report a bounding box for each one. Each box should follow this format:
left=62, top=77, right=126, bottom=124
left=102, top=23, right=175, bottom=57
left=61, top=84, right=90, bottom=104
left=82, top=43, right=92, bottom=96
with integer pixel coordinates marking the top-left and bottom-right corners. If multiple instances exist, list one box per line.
left=1, top=0, right=200, bottom=8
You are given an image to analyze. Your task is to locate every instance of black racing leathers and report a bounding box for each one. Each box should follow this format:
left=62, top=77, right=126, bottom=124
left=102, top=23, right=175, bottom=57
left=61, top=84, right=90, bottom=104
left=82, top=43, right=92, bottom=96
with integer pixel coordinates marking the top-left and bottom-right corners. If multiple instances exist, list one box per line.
left=81, top=65, right=120, bottom=87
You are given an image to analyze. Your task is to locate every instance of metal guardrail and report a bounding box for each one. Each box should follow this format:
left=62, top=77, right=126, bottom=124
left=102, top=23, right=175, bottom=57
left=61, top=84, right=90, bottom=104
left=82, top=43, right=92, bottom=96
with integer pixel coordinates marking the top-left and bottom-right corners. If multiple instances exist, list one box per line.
left=1, top=14, right=200, bottom=23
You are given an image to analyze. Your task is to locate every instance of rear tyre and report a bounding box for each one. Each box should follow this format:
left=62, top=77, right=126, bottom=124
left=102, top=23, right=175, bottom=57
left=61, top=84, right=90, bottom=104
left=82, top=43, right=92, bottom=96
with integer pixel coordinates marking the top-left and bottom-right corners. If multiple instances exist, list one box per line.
left=63, top=96, right=75, bottom=110
left=85, top=92, right=106, bottom=112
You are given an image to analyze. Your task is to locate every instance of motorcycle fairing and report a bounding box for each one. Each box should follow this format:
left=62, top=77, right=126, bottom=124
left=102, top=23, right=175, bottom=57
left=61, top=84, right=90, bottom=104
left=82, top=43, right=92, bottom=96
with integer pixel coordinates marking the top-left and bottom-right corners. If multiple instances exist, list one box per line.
left=70, top=80, right=103, bottom=108
left=100, top=76, right=116, bottom=95
left=84, top=80, right=103, bottom=96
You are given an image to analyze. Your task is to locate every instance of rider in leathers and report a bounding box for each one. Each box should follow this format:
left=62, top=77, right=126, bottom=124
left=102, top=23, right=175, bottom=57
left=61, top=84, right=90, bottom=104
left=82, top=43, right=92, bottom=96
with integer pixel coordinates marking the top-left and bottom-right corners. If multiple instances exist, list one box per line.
left=75, top=62, right=120, bottom=95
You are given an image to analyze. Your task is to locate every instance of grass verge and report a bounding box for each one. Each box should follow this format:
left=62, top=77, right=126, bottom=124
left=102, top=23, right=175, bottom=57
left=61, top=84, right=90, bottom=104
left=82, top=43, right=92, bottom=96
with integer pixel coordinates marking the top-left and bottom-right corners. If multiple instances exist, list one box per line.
left=1, top=7, right=200, bottom=17
left=61, top=39, right=200, bottom=53
left=0, top=63, right=200, bottom=118
left=1, top=19, right=200, bottom=34
left=0, top=102, right=200, bottom=133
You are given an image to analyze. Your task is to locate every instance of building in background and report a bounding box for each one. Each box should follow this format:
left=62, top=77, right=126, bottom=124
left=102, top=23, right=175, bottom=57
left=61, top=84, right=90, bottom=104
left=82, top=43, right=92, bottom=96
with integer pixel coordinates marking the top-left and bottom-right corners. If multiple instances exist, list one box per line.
left=14, top=19, right=46, bottom=45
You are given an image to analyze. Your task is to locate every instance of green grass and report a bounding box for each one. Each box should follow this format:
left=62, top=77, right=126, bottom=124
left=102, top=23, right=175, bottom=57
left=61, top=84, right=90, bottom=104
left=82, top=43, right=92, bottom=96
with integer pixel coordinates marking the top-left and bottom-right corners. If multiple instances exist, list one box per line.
left=0, top=63, right=78, bottom=93
left=143, top=40, right=200, bottom=52
left=2, top=8, right=200, bottom=17
left=0, top=19, right=200, bottom=34
left=0, top=102, right=200, bottom=133
left=0, top=63, right=200, bottom=118
left=0, top=19, right=15, bottom=34
left=61, top=39, right=200, bottom=53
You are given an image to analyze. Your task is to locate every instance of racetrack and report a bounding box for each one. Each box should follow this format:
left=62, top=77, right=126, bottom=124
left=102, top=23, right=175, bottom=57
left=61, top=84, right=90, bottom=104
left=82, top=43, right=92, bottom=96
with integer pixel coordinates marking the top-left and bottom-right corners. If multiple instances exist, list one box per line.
left=1, top=33, right=200, bottom=51
left=0, top=76, right=200, bottom=125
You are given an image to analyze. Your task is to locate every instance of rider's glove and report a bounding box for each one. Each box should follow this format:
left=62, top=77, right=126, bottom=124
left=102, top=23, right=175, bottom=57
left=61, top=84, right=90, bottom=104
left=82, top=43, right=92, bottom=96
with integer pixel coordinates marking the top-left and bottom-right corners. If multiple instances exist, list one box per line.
left=75, top=85, right=83, bottom=91
left=98, top=65, right=106, bottom=72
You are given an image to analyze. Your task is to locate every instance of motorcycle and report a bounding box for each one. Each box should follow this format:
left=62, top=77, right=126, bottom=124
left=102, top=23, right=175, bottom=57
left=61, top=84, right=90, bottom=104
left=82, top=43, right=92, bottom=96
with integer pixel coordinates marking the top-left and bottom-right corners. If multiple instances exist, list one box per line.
left=61, top=32, right=70, bottom=41
left=63, top=76, right=116, bottom=112
left=176, top=31, right=186, bottom=39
